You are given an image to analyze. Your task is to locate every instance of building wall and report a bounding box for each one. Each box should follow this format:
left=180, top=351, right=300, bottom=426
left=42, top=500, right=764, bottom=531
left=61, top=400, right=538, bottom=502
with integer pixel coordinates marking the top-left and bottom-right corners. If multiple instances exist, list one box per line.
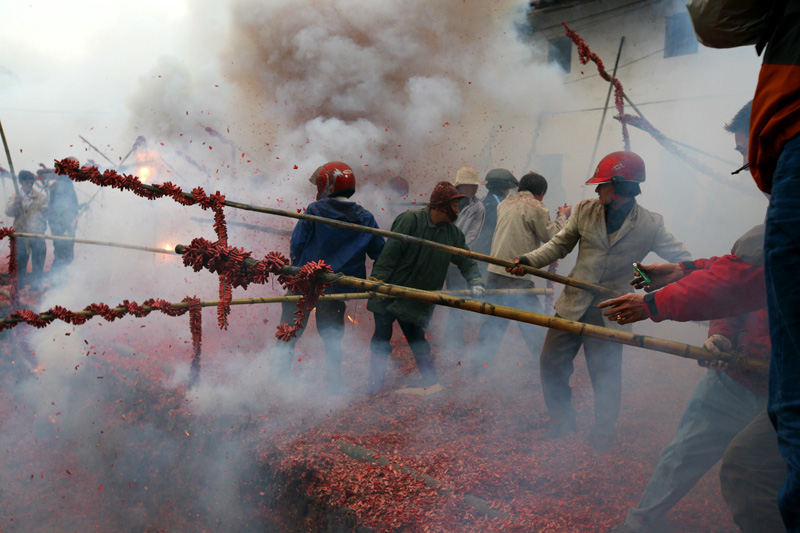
left=475, top=0, right=765, bottom=265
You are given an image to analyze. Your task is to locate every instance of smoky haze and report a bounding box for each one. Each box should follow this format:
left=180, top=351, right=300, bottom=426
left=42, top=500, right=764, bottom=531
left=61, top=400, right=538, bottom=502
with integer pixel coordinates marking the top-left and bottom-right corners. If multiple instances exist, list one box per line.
left=0, top=0, right=767, bottom=530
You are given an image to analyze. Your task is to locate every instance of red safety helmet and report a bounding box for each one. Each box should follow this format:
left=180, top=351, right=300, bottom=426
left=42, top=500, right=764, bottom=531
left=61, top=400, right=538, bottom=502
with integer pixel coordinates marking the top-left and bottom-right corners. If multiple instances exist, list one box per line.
left=586, top=151, right=646, bottom=185
left=311, top=161, right=356, bottom=200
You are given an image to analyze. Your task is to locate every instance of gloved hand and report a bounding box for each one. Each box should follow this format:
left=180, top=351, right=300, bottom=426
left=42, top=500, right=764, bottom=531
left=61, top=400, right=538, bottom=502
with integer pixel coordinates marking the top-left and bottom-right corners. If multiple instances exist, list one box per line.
left=699, top=334, right=732, bottom=370
left=470, top=285, right=485, bottom=299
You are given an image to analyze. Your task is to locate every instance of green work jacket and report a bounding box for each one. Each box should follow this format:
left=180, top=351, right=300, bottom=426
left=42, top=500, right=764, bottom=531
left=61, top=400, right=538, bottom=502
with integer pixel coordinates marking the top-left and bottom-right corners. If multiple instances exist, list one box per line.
left=367, top=207, right=483, bottom=327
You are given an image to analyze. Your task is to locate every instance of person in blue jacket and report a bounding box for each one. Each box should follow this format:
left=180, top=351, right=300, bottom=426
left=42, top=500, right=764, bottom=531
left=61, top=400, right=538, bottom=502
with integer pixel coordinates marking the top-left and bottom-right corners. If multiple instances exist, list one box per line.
left=275, top=161, right=385, bottom=392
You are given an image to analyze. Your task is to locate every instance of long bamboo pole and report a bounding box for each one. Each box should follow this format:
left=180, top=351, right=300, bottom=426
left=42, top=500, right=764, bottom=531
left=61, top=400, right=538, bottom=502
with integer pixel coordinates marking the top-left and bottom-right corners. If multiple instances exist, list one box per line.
left=130, top=181, right=618, bottom=297
left=0, top=289, right=551, bottom=326
left=78, top=135, right=117, bottom=167
left=173, top=244, right=767, bottom=374
left=10, top=232, right=175, bottom=255
left=0, top=119, right=20, bottom=195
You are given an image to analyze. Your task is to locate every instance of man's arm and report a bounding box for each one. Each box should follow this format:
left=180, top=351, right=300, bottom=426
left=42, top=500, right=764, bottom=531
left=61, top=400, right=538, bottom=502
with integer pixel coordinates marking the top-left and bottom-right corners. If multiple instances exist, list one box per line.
left=529, top=203, right=568, bottom=244
left=369, top=212, right=414, bottom=282
left=365, top=215, right=386, bottom=261
left=599, top=254, right=766, bottom=324
left=651, top=219, right=692, bottom=263
left=289, top=220, right=312, bottom=266
left=520, top=204, right=582, bottom=268
left=5, top=195, right=20, bottom=218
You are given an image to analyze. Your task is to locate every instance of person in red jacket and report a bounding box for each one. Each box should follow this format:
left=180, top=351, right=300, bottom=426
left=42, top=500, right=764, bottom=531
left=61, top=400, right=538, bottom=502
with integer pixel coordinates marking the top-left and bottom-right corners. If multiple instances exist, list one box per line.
left=689, top=4, right=800, bottom=527
left=610, top=227, right=772, bottom=532
left=603, top=102, right=783, bottom=531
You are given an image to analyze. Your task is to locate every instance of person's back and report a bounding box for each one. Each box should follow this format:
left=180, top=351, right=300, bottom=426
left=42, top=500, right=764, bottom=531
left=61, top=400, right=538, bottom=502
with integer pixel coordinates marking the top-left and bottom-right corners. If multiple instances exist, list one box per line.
left=276, top=161, right=385, bottom=391
left=291, top=196, right=383, bottom=292
left=472, top=172, right=569, bottom=373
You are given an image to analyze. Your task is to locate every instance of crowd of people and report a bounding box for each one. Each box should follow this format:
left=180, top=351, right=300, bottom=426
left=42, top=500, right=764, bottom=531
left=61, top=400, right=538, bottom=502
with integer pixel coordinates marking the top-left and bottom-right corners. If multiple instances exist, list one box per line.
left=274, top=3, right=800, bottom=530
left=3, top=162, right=80, bottom=288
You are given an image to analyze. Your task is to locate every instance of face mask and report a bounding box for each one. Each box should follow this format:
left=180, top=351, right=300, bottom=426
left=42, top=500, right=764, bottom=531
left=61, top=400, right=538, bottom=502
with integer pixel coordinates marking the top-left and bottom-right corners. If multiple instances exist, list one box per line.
left=437, top=203, right=458, bottom=222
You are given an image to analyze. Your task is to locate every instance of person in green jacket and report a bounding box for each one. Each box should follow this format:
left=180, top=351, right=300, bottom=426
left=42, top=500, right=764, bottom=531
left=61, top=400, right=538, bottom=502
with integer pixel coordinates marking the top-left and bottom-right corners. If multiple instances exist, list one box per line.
left=367, top=181, right=485, bottom=396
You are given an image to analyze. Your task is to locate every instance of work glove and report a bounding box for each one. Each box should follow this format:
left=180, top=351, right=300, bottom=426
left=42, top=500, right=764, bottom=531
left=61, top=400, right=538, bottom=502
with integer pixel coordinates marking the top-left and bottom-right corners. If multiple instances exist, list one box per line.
left=699, top=334, right=732, bottom=370
left=470, top=285, right=485, bottom=299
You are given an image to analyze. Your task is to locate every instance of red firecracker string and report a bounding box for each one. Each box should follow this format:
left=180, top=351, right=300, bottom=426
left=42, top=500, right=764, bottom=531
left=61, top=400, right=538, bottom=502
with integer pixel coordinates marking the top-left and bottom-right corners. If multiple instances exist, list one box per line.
left=563, top=23, right=630, bottom=151
left=0, top=298, right=194, bottom=333
left=179, top=238, right=332, bottom=341
left=0, top=227, right=19, bottom=309
left=185, top=296, right=202, bottom=387
left=53, top=158, right=233, bottom=327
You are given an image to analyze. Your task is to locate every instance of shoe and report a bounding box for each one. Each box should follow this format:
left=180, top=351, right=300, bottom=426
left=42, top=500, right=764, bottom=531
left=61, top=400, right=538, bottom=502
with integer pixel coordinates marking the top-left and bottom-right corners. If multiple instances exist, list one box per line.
left=395, top=382, right=443, bottom=396
left=541, top=415, right=577, bottom=439
left=589, top=425, right=617, bottom=451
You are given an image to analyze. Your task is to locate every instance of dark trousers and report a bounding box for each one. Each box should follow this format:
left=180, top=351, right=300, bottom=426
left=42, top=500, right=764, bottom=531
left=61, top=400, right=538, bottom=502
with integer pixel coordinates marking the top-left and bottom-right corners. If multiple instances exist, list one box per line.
left=16, top=237, right=46, bottom=284
left=275, top=297, right=346, bottom=380
left=539, top=306, right=622, bottom=427
left=765, top=135, right=800, bottom=530
left=721, top=409, right=786, bottom=532
left=472, top=273, right=545, bottom=370
left=50, top=223, right=75, bottom=270
left=369, top=311, right=437, bottom=389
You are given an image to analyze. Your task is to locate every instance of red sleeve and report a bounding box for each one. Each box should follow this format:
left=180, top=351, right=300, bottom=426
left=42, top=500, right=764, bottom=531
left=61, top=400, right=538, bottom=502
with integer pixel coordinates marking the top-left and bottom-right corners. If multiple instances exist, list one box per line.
left=687, top=257, right=717, bottom=270
left=646, top=254, right=766, bottom=322
left=708, top=315, right=744, bottom=341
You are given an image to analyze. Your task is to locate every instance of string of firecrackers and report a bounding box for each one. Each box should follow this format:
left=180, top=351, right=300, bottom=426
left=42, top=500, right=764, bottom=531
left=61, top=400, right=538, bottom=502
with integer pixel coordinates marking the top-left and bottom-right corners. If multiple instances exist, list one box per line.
left=563, top=22, right=631, bottom=151
left=0, top=296, right=200, bottom=332
left=617, top=113, right=725, bottom=181
left=53, top=158, right=234, bottom=328
left=0, top=227, right=19, bottom=309
left=186, top=297, right=202, bottom=387
left=179, top=237, right=333, bottom=341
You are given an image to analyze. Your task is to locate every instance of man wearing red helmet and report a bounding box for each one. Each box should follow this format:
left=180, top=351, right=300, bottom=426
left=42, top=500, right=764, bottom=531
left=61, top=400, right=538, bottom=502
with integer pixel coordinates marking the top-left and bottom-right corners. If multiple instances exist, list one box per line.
left=275, top=162, right=385, bottom=392
left=367, top=181, right=484, bottom=396
left=508, top=151, right=691, bottom=450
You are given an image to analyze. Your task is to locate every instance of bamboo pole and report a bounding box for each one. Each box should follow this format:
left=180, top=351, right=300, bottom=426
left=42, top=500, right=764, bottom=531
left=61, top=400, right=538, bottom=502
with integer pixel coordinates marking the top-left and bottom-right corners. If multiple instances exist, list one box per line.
left=129, top=181, right=618, bottom=297
left=0, top=119, right=20, bottom=195
left=0, top=289, right=551, bottom=326
left=173, top=244, right=765, bottom=374
left=10, top=232, right=174, bottom=255
left=78, top=135, right=117, bottom=167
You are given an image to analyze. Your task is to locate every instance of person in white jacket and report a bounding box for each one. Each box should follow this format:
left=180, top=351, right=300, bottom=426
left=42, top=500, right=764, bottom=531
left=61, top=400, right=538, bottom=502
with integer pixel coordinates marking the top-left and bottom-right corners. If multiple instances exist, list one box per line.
left=509, top=152, right=691, bottom=450
left=472, top=172, right=571, bottom=374
left=5, top=170, right=49, bottom=287
left=442, top=166, right=487, bottom=349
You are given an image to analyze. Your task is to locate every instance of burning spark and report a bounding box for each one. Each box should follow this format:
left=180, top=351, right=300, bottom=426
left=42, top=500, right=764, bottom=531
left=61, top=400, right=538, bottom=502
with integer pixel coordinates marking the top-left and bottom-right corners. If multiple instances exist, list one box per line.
left=347, top=315, right=357, bottom=325
left=139, top=166, right=150, bottom=183
left=163, top=243, right=173, bottom=251
left=33, top=365, right=45, bottom=373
